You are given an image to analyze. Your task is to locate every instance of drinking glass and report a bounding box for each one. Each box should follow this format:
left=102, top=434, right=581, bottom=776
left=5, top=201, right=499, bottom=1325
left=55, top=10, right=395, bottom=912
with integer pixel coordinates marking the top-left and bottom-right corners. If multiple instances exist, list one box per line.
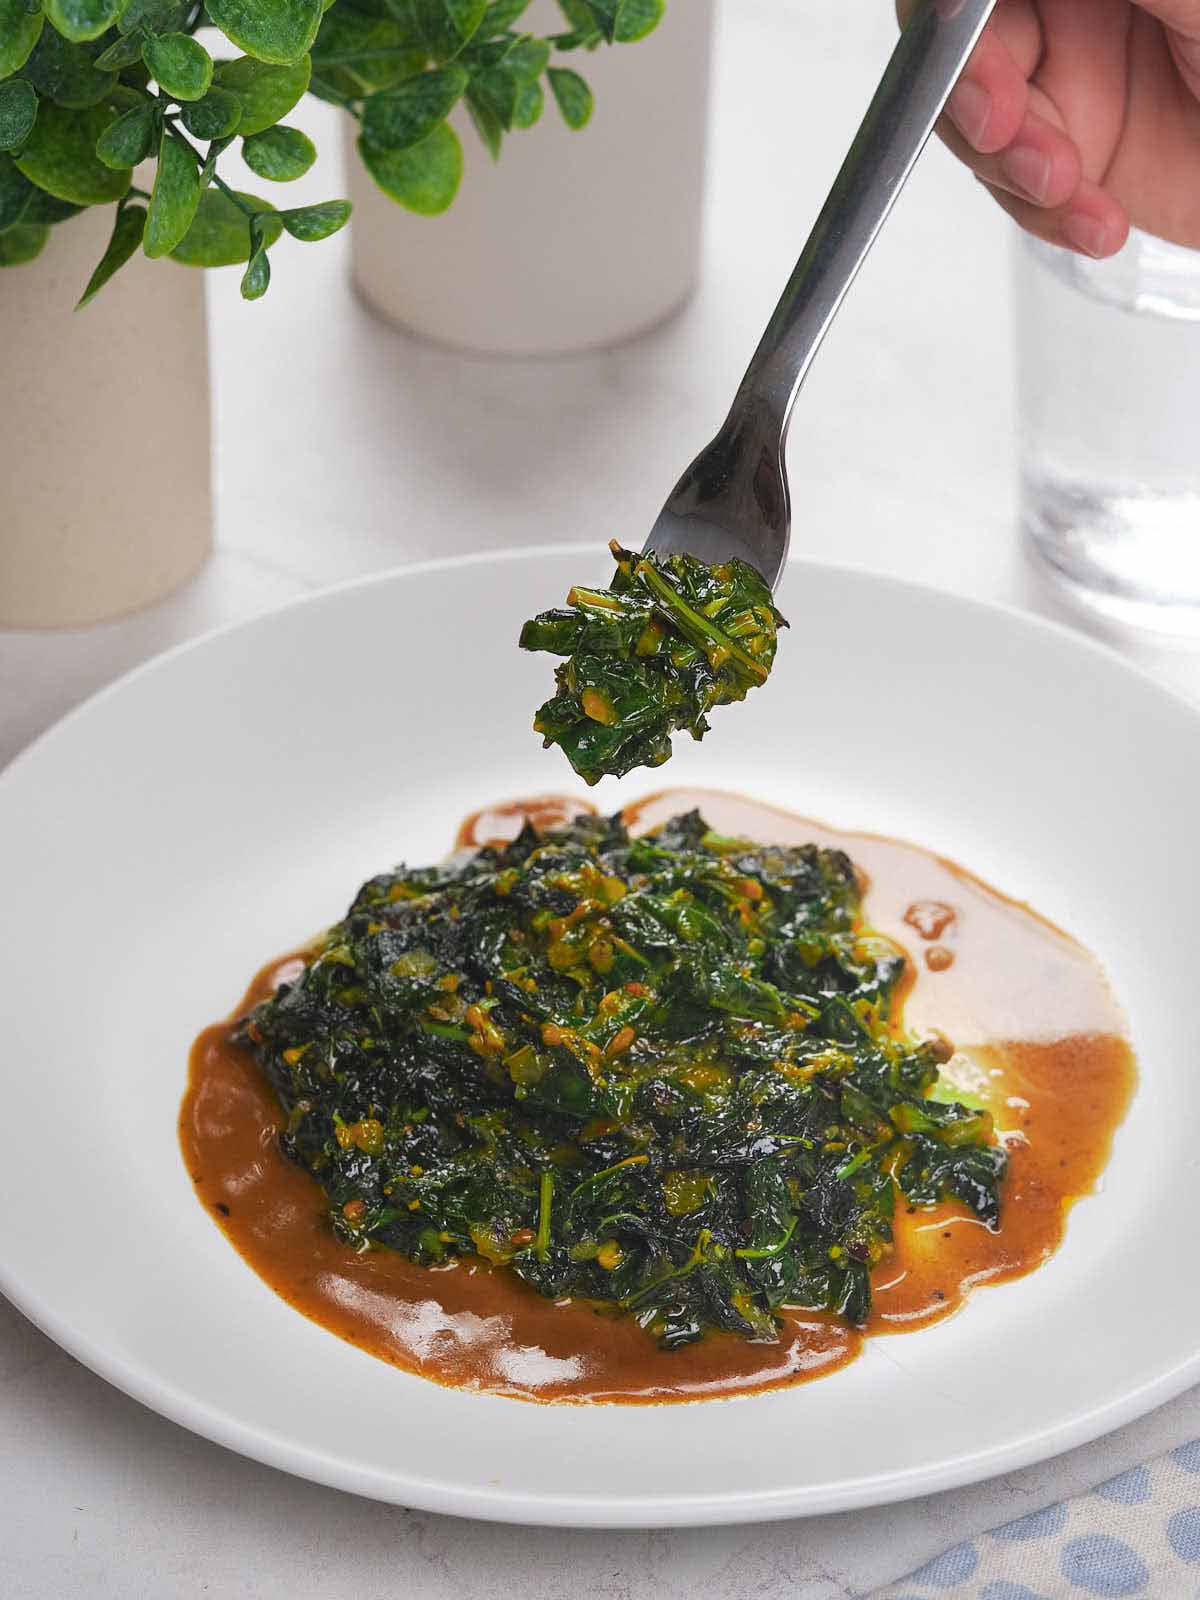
left=1015, top=227, right=1200, bottom=636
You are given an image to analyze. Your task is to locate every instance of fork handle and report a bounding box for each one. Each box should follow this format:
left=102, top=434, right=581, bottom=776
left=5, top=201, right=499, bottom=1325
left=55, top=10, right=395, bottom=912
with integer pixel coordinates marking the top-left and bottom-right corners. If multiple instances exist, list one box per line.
left=733, top=0, right=998, bottom=443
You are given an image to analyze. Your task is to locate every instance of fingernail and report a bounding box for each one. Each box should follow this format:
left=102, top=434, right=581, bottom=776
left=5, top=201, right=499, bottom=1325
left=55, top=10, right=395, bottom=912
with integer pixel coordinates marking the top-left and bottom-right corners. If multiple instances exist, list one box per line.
left=1001, top=145, right=1051, bottom=202
left=1063, top=212, right=1110, bottom=258
left=947, top=80, right=991, bottom=146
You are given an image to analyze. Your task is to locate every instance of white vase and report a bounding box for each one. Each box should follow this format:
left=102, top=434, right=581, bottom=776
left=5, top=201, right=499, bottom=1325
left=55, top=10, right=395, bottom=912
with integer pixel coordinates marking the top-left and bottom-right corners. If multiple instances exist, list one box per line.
left=0, top=205, right=211, bottom=629
left=346, top=0, right=715, bottom=356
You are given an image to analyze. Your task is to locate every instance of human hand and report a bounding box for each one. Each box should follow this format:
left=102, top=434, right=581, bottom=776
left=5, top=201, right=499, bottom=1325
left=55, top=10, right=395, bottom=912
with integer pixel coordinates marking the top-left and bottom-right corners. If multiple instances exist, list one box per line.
left=910, top=0, right=1200, bottom=256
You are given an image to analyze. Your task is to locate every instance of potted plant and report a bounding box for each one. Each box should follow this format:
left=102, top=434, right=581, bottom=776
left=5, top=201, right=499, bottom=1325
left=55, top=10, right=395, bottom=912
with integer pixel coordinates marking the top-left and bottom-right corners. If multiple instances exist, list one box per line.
left=0, top=0, right=680, bottom=623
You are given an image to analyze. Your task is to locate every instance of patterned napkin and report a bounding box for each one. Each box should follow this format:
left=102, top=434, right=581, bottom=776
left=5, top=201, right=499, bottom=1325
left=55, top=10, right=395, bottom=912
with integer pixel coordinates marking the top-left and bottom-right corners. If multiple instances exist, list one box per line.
left=876, top=1440, right=1200, bottom=1599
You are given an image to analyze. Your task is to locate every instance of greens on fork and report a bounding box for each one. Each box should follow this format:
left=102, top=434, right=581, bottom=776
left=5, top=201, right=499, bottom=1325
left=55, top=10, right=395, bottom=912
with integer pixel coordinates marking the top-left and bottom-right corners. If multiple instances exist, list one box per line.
left=520, top=542, right=787, bottom=785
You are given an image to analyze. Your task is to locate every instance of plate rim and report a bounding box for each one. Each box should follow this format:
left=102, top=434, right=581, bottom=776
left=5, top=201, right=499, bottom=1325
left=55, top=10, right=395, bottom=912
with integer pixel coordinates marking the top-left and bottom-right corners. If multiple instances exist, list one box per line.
left=3, top=546, right=1197, bottom=1528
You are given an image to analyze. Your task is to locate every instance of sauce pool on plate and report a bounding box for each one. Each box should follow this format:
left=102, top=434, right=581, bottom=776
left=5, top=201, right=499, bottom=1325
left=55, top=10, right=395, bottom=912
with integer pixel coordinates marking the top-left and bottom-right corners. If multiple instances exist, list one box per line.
left=180, top=789, right=1135, bottom=1404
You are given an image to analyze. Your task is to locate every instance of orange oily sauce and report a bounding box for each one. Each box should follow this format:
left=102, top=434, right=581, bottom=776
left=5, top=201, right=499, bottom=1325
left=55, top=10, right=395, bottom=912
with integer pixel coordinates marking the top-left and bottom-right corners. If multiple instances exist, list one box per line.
left=180, top=789, right=1135, bottom=1403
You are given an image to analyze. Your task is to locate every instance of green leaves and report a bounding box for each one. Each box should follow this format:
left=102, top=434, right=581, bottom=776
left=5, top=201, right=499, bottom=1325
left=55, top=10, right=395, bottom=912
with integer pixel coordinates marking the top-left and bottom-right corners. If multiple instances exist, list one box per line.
left=116, top=0, right=191, bottom=35
left=555, top=0, right=662, bottom=44
left=93, top=32, right=146, bottom=69
left=0, top=0, right=659, bottom=306
left=205, top=0, right=324, bottom=67
left=504, top=35, right=549, bottom=79
left=23, top=29, right=116, bottom=108
left=279, top=197, right=349, bottom=239
left=180, top=87, right=242, bottom=140
left=311, top=8, right=423, bottom=95
left=212, top=53, right=311, bottom=136
left=360, top=65, right=467, bottom=152
left=144, top=126, right=199, bottom=256
left=546, top=66, right=591, bottom=129
left=239, top=209, right=272, bottom=298
left=612, top=0, right=664, bottom=43
left=43, top=0, right=122, bottom=44
left=76, top=198, right=144, bottom=306
left=23, top=185, right=82, bottom=221
left=0, top=152, right=33, bottom=228
left=95, top=100, right=156, bottom=167
left=0, top=0, right=45, bottom=81
left=408, top=0, right=486, bottom=63
left=0, top=81, right=38, bottom=153
left=143, top=33, right=214, bottom=101
left=170, top=187, right=281, bottom=265
left=242, top=122, right=315, bottom=180
left=358, top=120, right=462, bottom=214
left=0, top=221, right=48, bottom=265
left=512, top=77, right=541, bottom=129
left=14, top=94, right=134, bottom=205
left=478, top=0, right=530, bottom=37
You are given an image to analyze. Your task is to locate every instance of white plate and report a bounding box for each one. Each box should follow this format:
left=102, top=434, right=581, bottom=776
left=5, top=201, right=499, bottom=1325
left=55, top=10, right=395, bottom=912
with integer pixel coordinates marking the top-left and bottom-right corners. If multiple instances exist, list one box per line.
left=1, top=550, right=1196, bottom=1528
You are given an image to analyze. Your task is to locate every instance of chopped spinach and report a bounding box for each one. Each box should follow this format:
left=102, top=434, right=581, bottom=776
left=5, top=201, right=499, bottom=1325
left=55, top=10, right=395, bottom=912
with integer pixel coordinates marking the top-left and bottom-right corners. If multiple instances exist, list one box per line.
left=519, top=542, right=787, bottom=785
left=238, top=811, right=1005, bottom=1349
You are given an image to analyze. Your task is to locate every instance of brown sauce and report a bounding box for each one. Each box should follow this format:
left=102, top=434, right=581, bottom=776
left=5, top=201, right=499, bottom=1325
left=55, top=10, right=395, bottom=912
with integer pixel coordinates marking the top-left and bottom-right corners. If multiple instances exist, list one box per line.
left=180, top=788, right=1136, bottom=1404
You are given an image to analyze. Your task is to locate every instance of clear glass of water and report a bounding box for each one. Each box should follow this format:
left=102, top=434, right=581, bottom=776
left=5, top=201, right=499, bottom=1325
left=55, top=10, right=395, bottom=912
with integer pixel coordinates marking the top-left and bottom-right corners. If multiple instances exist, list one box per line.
left=1015, top=227, right=1200, bottom=636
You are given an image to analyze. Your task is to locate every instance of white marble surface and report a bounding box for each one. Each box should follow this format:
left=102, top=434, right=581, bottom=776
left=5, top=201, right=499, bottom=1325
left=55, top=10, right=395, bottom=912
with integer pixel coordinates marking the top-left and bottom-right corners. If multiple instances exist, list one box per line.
left=4, top=2, right=1200, bottom=1595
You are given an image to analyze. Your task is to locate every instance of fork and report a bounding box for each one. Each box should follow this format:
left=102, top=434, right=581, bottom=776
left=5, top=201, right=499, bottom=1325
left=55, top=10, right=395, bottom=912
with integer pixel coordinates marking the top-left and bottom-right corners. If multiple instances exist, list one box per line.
left=644, top=0, right=998, bottom=589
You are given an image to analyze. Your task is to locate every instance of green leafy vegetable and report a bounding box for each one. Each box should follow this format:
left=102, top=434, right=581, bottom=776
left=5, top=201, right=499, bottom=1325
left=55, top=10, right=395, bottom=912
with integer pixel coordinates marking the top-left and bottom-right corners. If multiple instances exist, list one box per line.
left=521, top=542, right=787, bottom=786
left=76, top=196, right=144, bottom=305
left=0, top=80, right=38, bottom=153
left=238, top=810, right=1006, bottom=1350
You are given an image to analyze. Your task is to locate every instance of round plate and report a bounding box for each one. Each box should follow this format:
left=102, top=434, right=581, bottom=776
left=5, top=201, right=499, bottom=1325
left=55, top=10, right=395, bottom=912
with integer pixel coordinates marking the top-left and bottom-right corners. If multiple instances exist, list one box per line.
left=1, top=550, right=1196, bottom=1528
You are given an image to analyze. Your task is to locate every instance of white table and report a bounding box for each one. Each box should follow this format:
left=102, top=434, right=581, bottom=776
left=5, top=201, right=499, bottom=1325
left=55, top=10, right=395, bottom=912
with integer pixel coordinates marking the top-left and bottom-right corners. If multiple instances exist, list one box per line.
left=3, top=4, right=1197, bottom=1595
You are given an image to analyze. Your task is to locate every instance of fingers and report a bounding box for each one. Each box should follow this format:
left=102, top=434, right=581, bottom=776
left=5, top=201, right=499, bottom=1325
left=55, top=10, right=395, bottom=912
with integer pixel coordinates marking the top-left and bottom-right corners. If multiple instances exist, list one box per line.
left=979, top=175, right=1131, bottom=257
left=932, top=5, right=1130, bottom=257
left=940, top=106, right=1082, bottom=208
left=943, top=25, right=1031, bottom=152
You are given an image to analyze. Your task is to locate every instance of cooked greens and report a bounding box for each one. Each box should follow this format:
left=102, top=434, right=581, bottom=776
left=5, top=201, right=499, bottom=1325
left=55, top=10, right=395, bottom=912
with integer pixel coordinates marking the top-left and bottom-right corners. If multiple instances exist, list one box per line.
left=519, top=542, right=787, bottom=785
left=238, top=811, right=1005, bottom=1349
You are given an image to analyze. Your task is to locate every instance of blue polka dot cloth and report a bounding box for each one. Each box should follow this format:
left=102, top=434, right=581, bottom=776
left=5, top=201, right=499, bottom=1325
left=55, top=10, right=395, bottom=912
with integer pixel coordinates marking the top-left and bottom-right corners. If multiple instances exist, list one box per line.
left=875, top=1440, right=1200, bottom=1598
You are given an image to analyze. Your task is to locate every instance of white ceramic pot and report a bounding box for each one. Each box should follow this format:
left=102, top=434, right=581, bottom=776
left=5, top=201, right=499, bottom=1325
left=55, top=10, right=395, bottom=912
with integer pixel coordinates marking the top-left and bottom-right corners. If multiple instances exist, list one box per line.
left=0, top=205, right=211, bottom=629
left=346, top=0, right=715, bottom=356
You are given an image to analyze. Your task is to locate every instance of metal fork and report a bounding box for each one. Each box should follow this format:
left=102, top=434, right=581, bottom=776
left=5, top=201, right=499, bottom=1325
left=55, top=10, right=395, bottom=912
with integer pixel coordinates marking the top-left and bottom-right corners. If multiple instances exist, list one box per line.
left=644, top=0, right=998, bottom=588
